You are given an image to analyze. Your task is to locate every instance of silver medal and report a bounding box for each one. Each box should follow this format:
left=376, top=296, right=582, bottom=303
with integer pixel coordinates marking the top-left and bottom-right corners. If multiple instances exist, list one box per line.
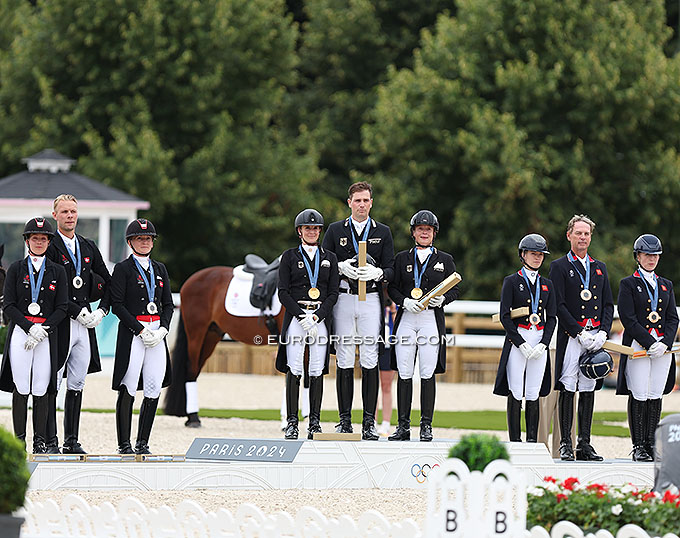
left=147, top=302, right=158, bottom=314
left=73, top=276, right=83, bottom=289
left=28, top=302, right=40, bottom=316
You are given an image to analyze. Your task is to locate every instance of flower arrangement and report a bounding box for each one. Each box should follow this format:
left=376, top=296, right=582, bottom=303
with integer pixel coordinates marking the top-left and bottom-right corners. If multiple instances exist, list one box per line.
left=447, top=433, right=509, bottom=471
left=527, top=476, right=680, bottom=535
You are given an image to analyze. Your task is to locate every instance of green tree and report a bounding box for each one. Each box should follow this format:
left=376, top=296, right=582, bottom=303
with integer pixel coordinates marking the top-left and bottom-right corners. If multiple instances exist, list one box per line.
left=364, top=0, right=680, bottom=298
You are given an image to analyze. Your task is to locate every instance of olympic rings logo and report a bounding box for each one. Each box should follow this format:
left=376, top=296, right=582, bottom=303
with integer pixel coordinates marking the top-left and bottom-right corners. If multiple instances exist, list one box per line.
left=411, top=463, right=440, bottom=483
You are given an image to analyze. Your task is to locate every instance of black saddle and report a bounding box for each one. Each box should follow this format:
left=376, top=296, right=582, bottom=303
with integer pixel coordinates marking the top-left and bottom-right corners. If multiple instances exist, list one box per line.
left=244, top=254, right=280, bottom=312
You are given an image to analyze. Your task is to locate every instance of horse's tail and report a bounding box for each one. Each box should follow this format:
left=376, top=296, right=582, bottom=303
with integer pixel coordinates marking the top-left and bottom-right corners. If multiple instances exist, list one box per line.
left=163, top=312, right=188, bottom=416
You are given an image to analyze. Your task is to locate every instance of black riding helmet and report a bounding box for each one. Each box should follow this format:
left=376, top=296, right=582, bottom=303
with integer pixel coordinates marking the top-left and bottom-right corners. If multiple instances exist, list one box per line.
left=23, top=217, right=54, bottom=239
left=633, top=234, right=662, bottom=261
left=125, top=219, right=157, bottom=240
left=518, top=234, right=550, bottom=258
left=410, top=210, right=439, bottom=234
left=294, top=209, right=324, bottom=230
left=579, top=349, right=614, bottom=380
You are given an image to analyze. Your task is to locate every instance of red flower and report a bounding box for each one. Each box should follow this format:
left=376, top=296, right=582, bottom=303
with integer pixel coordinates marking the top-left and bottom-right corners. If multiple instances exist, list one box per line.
left=543, top=476, right=557, bottom=483
left=642, top=492, right=656, bottom=502
left=563, top=477, right=579, bottom=491
left=662, top=490, right=679, bottom=504
left=556, top=494, right=568, bottom=503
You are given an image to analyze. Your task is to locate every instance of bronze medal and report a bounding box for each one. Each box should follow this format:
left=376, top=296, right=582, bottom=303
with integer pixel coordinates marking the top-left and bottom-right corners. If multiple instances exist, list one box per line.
left=529, top=313, right=541, bottom=326
left=28, top=302, right=40, bottom=316
left=648, top=311, right=661, bottom=323
left=147, top=302, right=158, bottom=314
left=580, top=289, right=592, bottom=301
left=411, top=287, right=423, bottom=299
left=308, top=287, right=320, bottom=300
left=73, top=276, right=83, bottom=289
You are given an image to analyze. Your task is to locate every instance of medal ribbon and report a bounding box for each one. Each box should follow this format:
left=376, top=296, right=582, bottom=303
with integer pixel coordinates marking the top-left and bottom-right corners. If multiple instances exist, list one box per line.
left=299, top=246, right=320, bottom=289
left=28, top=257, right=46, bottom=305
left=413, top=248, right=432, bottom=291
left=133, top=258, right=156, bottom=305
left=64, top=237, right=82, bottom=278
left=350, top=217, right=372, bottom=254
left=638, top=271, right=659, bottom=313
left=567, top=251, right=590, bottom=295
left=520, top=268, right=541, bottom=316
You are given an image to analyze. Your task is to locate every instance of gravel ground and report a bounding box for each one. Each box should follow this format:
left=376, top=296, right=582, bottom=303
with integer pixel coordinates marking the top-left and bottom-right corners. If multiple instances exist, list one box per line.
left=4, top=372, right=680, bottom=522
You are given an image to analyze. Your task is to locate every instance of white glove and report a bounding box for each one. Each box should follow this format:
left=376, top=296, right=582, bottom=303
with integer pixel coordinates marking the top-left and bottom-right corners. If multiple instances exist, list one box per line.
left=403, top=298, right=424, bottom=314
left=648, top=341, right=668, bottom=359
left=298, top=313, right=316, bottom=331
left=577, top=331, right=595, bottom=349
left=527, top=343, right=547, bottom=361
left=356, top=264, right=384, bottom=282
left=306, top=324, right=319, bottom=339
left=24, top=334, right=39, bottom=351
left=84, top=308, right=106, bottom=329
left=518, top=342, right=533, bottom=359
left=428, top=295, right=445, bottom=308
left=145, top=327, right=168, bottom=348
left=28, top=324, right=48, bottom=342
left=76, top=307, right=94, bottom=327
left=139, top=328, right=156, bottom=347
left=338, top=260, right=359, bottom=280
left=590, top=331, right=607, bottom=351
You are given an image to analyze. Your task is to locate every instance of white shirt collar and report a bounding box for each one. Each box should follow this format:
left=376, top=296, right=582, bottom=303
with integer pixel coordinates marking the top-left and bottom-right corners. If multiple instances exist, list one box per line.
left=30, top=256, right=45, bottom=271
left=350, top=217, right=368, bottom=234
left=133, top=253, right=150, bottom=270
left=638, top=267, right=657, bottom=288
left=59, top=230, right=77, bottom=250
left=302, top=244, right=318, bottom=258
left=416, top=247, right=432, bottom=263
left=575, top=253, right=588, bottom=269
left=524, top=269, right=538, bottom=284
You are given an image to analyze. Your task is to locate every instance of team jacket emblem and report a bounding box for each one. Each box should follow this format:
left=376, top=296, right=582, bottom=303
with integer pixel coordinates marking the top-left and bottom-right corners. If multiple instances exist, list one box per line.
left=49, top=284, right=55, bottom=291
left=84, top=257, right=90, bottom=263
left=637, top=285, right=643, bottom=293
left=433, top=262, right=444, bottom=272
left=339, top=237, right=348, bottom=247
left=662, top=284, right=667, bottom=291
left=406, top=265, right=413, bottom=273
left=368, top=238, right=381, bottom=244
left=519, top=283, right=524, bottom=291
left=541, top=284, right=548, bottom=291
left=569, top=269, right=574, bottom=277
left=596, top=268, right=602, bottom=275
left=321, top=259, right=331, bottom=268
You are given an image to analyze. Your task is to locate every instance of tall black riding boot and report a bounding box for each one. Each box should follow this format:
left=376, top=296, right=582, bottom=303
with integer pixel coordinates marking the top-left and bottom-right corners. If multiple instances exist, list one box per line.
left=420, top=376, right=436, bottom=442
left=12, top=391, right=28, bottom=446
left=525, top=399, right=539, bottom=443
left=335, top=367, right=354, bottom=433
left=388, top=377, right=412, bottom=441
left=361, top=366, right=380, bottom=440
left=284, top=371, right=300, bottom=440
left=506, top=395, right=522, bottom=442
left=645, top=398, right=662, bottom=461
left=45, top=391, right=60, bottom=454
left=628, top=396, right=651, bottom=461
left=575, top=391, right=603, bottom=461
left=558, top=390, right=575, bottom=460
left=307, top=375, right=323, bottom=440
left=32, top=394, right=49, bottom=454
left=135, top=397, right=159, bottom=454
left=63, top=389, right=87, bottom=454
left=116, top=390, right=135, bottom=454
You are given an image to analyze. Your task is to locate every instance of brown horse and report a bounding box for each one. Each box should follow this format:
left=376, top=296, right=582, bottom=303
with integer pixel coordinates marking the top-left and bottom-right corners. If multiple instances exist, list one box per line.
left=163, top=264, right=284, bottom=426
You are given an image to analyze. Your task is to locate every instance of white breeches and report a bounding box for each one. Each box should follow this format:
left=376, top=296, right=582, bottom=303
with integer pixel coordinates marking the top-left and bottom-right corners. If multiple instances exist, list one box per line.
left=285, top=317, right=328, bottom=377
left=9, top=325, right=51, bottom=396
left=626, top=332, right=672, bottom=400
left=56, top=319, right=91, bottom=391
left=559, top=328, right=598, bottom=392
left=333, top=292, right=381, bottom=369
left=394, top=309, right=439, bottom=380
left=506, top=326, right=547, bottom=401
left=121, top=319, right=166, bottom=398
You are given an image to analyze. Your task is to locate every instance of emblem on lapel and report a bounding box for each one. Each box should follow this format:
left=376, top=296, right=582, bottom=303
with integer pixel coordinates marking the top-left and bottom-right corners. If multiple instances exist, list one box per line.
left=298, top=261, right=304, bottom=269
left=368, top=238, right=381, bottom=244
left=321, top=260, right=331, bottom=268
left=23, top=275, right=29, bottom=282
left=406, top=264, right=413, bottom=273
left=84, top=257, right=91, bottom=264
left=433, top=262, right=444, bottom=272
left=339, top=237, right=348, bottom=247
left=137, top=275, right=143, bottom=282
left=637, top=285, right=643, bottom=293
left=62, top=254, right=69, bottom=264
left=159, top=281, right=164, bottom=287
left=569, top=269, right=574, bottom=277
left=519, top=283, right=525, bottom=291
left=595, top=268, right=602, bottom=275
left=49, top=284, right=56, bottom=291
left=662, top=284, right=667, bottom=291
left=541, top=284, right=548, bottom=291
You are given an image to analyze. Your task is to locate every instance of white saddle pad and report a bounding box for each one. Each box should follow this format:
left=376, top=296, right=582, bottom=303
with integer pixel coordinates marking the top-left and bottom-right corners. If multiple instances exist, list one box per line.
left=225, top=265, right=282, bottom=317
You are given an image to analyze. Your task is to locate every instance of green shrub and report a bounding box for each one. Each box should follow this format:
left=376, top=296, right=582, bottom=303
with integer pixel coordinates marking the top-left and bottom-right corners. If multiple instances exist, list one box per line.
left=448, top=433, right=509, bottom=471
left=0, top=426, right=29, bottom=513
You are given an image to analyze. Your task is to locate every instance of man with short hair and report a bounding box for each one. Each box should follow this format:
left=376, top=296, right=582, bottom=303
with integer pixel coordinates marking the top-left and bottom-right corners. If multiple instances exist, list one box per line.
left=322, top=182, right=394, bottom=440
left=549, top=214, right=614, bottom=461
left=45, top=194, right=112, bottom=454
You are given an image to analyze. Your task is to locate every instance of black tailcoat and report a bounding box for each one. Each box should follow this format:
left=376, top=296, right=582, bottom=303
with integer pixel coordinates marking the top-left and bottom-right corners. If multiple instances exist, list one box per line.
left=493, top=271, right=556, bottom=397
left=275, top=246, right=339, bottom=374
left=387, top=248, right=460, bottom=374
left=548, top=253, right=614, bottom=391
left=616, top=271, right=678, bottom=396
left=110, top=256, right=174, bottom=391
left=0, top=258, right=68, bottom=393
left=46, top=233, right=112, bottom=373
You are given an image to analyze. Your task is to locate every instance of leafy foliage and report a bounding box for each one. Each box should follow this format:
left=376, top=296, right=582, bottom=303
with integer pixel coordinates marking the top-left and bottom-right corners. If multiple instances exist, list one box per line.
left=447, top=433, right=509, bottom=471
left=0, top=425, right=29, bottom=514
left=528, top=476, right=680, bottom=535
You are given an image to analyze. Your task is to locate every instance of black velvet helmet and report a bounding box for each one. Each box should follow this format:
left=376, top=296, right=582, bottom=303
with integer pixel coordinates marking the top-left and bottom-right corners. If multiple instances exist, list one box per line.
left=294, top=209, right=324, bottom=229
left=125, top=219, right=157, bottom=239
left=633, top=234, right=662, bottom=260
left=410, top=210, right=439, bottom=233
left=23, top=217, right=54, bottom=239
left=518, top=234, right=550, bottom=257
left=579, top=349, right=614, bottom=380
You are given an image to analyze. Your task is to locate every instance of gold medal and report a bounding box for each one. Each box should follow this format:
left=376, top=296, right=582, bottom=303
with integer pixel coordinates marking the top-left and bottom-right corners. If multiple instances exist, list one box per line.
left=529, top=313, right=541, bottom=325
left=411, top=287, right=423, bottom=299
left=580, top=289, right=592, bottom=301
left=308, top=287, right=320, bottom=299
left=648, top=311, right=661, bottom=323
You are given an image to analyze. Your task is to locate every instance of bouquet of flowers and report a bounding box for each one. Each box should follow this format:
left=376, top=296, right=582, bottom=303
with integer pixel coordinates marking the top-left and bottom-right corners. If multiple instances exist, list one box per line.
left=527, top=476, right=680, bottom=535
